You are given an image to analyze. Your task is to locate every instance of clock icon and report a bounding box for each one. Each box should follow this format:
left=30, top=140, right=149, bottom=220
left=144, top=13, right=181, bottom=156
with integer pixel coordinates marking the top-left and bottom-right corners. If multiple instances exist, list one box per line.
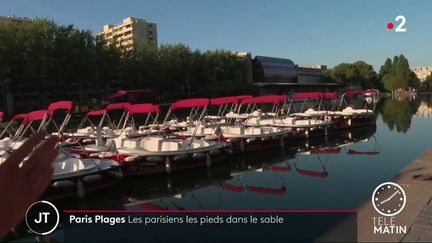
left=372, top=182, right=406, bottom=217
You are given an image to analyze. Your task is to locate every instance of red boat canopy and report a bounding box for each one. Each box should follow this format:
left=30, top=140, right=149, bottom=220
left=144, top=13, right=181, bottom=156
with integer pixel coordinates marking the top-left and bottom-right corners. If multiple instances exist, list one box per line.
left=240, top=95, right=286, bottom=106
left=235, top=95, right=253, bottom=100
left=86, top=109, right=106, bottom=117
left=292, top=92, right=323, bottom=100
left=170, top=98, right=209, bottom=111
left=321, top=92, right=339, bottom=100
left=105, top=102, right=131, bottom=111
left=344, top=89, right=378, bottom=96
left=127, top=104, right=160, bottom=115
left=210, top=96, right=240, bottom=105
left=0, top=111, right=5, bottom=121
left=210, top=95, right=255, bottom=105
left=344, top=90, right=364, bottom=96
left=364, top=89, right=379, bottom=94
left=47, top=100, right=74, bottom=114
left=12, top=113, right=27, bottom=121
left=23, top=110, right=49, bottom=125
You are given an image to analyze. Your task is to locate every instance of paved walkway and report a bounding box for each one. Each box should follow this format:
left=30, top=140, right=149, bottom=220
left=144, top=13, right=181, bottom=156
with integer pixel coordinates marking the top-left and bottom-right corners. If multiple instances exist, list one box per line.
left=402, top=198, right=432, bottom=242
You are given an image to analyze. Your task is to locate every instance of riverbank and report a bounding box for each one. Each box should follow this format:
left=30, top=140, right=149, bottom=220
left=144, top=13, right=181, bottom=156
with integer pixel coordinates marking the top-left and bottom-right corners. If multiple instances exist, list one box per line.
left=357, top=146, right=432, bottom=242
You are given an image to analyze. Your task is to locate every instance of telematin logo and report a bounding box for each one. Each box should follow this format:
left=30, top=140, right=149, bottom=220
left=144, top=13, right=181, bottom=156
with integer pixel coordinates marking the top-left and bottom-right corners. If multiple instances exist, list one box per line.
left=25, top=201, right=60, bottom=235
left=371, top=182, right=407, bottom=235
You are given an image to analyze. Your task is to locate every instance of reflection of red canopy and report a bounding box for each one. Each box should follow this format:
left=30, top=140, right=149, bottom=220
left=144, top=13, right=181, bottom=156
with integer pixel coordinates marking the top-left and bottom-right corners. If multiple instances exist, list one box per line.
left=263, top=165, right=291, bottom=172
left=48, top=100, right=74, bottom=114
left=311, top=148, right=341, bottom=154
left=138, top=202, right=165, bottom=210
left=127, top=104, right=160, bottom=115
left=296, top=168, right=328, bottom=178
left=170, top=98, right=209, bottom=111
left=240, top=95, right=286, bottom=106
left=347, top=149, right=379, bottom=155
left=245, top=185, right=286, bottom=195
left=105, top=102, right=130, bottom=111
left=217, top=183, right=244, bottom=192
left=292, top=92, right=322, bottom=100
left=321, top=92, right=338, bottom=100
left=86, top=109, right=106, bottom=117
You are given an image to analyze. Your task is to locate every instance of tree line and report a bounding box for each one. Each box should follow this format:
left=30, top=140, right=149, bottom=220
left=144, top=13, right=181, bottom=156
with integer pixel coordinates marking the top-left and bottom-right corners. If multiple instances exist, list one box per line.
left=0, top=19, right=254, bottom=107
left=323, top=55, right=420, bottom=92
left=0, top=17, right=426, bottom=111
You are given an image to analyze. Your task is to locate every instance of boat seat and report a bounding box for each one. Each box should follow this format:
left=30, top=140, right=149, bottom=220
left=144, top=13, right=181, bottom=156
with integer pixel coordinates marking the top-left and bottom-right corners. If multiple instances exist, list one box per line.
left=181, top=139, right=209, bottom=149
left=261, top=127, right=275, bottom=133
left=186, top=125, right=210, bottom=135
left=161, top=140, right=181, bottom=151
left=141, top=137, right=163, bottom=152
left=76, top=127, right=94, bottom=135
left=246, top=117, right=260, bottom=126
left=224, top=126, right=245, bottom=135
left=249, top=127, right=263, bottom=135
left=122, top=137, right=143, bottom=149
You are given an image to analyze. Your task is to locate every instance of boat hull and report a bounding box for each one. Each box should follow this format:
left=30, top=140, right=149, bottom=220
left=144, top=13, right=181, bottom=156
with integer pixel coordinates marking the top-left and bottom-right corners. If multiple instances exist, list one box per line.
left=42, top=166, right=122, bottom=200
left=114, top=146, right=231, bottom=176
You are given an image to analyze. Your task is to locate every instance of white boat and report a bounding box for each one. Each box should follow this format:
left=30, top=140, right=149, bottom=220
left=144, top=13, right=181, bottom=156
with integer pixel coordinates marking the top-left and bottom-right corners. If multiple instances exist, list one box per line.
left=62, top=102, right=130, bottom=140
left=218, top=96, right=292, bottom=152
left=82, top=99, right=230, bottom=175
left=242, top=95, right=332, bottom=138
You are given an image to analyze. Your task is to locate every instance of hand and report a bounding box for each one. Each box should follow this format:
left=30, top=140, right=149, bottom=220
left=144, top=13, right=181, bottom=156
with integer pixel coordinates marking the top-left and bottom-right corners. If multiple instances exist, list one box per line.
left=0, top=132, right=59, bottom=236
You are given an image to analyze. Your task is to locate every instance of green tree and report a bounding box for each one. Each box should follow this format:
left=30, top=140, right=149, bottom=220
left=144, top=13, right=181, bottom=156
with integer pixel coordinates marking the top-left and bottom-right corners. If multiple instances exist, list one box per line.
left=0, top=18, right=251, bottom=112
left=324, top=61, right=377, bottom=88
left=380, top=54, right=419, bottom=91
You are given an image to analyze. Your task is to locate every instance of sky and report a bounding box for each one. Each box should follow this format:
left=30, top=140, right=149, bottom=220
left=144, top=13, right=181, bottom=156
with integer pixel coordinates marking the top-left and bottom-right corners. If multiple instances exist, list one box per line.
left=0, top=0, right=431, bottom=70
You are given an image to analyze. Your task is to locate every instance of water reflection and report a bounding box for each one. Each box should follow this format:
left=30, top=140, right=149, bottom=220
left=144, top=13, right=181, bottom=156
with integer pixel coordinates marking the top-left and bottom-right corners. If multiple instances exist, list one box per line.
left=119, top=125, right=377, bottom=210
left=378, top=97, right=421, bottom=133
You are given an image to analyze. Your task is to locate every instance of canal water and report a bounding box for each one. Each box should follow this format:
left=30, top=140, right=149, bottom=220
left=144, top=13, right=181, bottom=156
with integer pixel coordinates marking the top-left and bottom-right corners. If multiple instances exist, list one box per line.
left=7, top=95, right=432, bottom=241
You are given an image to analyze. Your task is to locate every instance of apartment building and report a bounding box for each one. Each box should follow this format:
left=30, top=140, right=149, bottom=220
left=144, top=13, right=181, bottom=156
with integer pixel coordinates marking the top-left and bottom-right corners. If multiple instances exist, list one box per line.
left=98, top=17, right=157, bottom=51
left=411, top=66, right=432, bottom=82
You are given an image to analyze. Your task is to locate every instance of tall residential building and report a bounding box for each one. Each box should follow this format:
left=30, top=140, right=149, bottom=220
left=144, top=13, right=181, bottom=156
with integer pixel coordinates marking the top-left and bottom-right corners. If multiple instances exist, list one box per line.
left=98, top=17, right=157, bottom=51
left=411, top=66, right=432, bottom=82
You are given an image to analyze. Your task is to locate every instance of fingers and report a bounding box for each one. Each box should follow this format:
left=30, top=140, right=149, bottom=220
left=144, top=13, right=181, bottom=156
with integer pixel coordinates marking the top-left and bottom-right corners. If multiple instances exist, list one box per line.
left=22, top=136, right=59, bottom=175
left=3, top=132, right=46, bottom=168
left=29, top=165, right=53, bottom=199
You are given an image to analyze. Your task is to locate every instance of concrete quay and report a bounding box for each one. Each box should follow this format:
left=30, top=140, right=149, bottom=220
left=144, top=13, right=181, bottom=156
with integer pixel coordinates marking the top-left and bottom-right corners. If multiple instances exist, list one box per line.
left=357, top=147, right=432, bottom=242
